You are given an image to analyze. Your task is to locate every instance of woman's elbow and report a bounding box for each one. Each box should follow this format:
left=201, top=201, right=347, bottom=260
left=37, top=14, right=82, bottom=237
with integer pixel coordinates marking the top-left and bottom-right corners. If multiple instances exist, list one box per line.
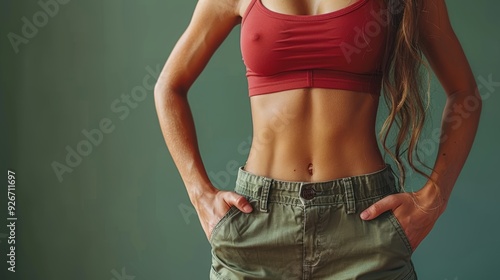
left=154, top=74, right=188, bottom=100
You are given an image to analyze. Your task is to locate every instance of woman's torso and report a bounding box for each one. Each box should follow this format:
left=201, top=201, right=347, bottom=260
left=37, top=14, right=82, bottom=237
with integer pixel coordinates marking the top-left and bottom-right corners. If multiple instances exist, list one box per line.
left=238, top=0, right=387, bottom=182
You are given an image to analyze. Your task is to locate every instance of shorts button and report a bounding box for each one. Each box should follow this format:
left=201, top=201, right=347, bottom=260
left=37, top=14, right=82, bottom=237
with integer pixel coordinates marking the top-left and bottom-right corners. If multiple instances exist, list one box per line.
left=300, top=186, right=316, bottom=200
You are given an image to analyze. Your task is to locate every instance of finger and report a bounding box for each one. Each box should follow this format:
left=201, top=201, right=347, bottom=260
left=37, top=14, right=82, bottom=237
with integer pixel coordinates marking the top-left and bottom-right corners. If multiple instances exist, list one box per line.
left=224, top=192, right=253, bottom=213
left=360, top=194, right=401, bottom=220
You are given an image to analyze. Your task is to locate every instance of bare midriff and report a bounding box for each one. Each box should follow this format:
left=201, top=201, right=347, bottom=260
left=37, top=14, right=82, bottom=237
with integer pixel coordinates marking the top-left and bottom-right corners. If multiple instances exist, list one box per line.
left=243, top=88, right=387, bottom=182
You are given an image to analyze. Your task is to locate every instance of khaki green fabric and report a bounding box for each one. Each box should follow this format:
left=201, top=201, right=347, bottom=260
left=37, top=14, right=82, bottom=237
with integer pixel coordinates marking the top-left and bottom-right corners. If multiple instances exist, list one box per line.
left=209, top=164, right=417, bottom=280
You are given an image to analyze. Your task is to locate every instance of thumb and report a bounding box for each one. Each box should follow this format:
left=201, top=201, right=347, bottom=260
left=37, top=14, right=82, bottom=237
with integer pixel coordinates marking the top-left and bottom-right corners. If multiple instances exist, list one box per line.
left=224, top=192, right=253, bottom=213
left=360, top=195, right=400, bottom=220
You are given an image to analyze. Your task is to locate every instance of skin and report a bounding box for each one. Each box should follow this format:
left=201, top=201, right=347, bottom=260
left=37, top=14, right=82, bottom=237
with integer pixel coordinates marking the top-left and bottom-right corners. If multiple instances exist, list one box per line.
left=154, top=0, right=481, bottom=253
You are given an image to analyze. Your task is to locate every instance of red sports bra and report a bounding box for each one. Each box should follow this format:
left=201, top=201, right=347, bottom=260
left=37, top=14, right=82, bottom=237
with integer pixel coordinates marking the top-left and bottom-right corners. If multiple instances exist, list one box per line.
left=240, top=0, right=388, bottom=97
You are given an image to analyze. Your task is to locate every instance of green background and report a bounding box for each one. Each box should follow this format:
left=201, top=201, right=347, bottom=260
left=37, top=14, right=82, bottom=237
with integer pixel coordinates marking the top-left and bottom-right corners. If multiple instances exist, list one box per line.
left=1, top=0, right=498, bottom=279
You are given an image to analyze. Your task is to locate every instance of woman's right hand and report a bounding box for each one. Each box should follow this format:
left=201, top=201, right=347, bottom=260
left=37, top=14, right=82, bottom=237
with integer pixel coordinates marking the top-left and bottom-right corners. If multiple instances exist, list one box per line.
left=193, top=188, right=253, bottom=241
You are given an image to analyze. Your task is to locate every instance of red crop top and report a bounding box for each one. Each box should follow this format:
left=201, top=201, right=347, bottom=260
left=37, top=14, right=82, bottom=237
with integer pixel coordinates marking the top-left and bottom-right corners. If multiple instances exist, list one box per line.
left=240, top=0, right=388, bottom=97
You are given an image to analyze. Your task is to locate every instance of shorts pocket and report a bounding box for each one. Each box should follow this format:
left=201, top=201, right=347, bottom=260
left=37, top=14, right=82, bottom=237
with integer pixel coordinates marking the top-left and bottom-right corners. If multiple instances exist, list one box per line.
left=208, top=206, right=240, bottom=245
left=387, top=210, right=414, bottom=255
left=210, top=264, right=231, bottom=280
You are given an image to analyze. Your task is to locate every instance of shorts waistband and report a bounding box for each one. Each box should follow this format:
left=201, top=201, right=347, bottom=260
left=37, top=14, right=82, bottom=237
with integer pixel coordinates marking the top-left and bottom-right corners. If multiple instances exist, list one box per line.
left=235, top=163, right=399, bottom=213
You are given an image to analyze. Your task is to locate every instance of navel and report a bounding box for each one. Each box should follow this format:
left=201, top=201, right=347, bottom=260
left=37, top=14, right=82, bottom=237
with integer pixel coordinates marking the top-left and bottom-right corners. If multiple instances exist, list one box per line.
left=307, top=163, right=313, bottom=175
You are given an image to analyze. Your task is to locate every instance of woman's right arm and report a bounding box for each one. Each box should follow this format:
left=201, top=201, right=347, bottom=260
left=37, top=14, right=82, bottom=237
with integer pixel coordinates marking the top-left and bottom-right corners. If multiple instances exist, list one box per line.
left=153, top=0, right=252, bottom=240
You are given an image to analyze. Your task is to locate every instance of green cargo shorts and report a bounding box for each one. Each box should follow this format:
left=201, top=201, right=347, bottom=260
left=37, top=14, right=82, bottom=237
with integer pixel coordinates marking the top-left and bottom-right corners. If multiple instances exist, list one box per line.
left=209, top=163, right=417, bottom=280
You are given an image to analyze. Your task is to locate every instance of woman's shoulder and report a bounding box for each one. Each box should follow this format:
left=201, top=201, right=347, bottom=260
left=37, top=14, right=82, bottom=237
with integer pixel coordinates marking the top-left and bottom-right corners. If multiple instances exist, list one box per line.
left=236, top=0, right=254, bottom=18
left=195, top=0, right=245, bottom=18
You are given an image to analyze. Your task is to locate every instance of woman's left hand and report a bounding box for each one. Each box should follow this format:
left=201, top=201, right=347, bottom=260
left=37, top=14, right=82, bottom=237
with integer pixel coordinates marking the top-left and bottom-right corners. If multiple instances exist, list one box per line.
left=360, top=187, right=446, bottom=251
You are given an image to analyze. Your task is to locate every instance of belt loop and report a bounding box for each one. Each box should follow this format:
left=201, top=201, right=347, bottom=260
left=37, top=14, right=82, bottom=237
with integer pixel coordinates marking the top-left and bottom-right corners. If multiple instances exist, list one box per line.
left=259, top=178, right=272, bottom=213
left=342, top=177, right=356, bottom=214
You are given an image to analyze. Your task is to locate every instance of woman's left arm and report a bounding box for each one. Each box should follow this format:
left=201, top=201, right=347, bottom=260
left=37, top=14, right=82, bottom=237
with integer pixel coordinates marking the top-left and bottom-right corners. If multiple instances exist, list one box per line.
left=360, top=0, right=482, bottom=251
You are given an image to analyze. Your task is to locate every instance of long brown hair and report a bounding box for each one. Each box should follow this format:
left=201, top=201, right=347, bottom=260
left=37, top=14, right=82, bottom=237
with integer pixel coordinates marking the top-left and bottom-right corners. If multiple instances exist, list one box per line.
left=379, top=0, right=438, bottom=198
